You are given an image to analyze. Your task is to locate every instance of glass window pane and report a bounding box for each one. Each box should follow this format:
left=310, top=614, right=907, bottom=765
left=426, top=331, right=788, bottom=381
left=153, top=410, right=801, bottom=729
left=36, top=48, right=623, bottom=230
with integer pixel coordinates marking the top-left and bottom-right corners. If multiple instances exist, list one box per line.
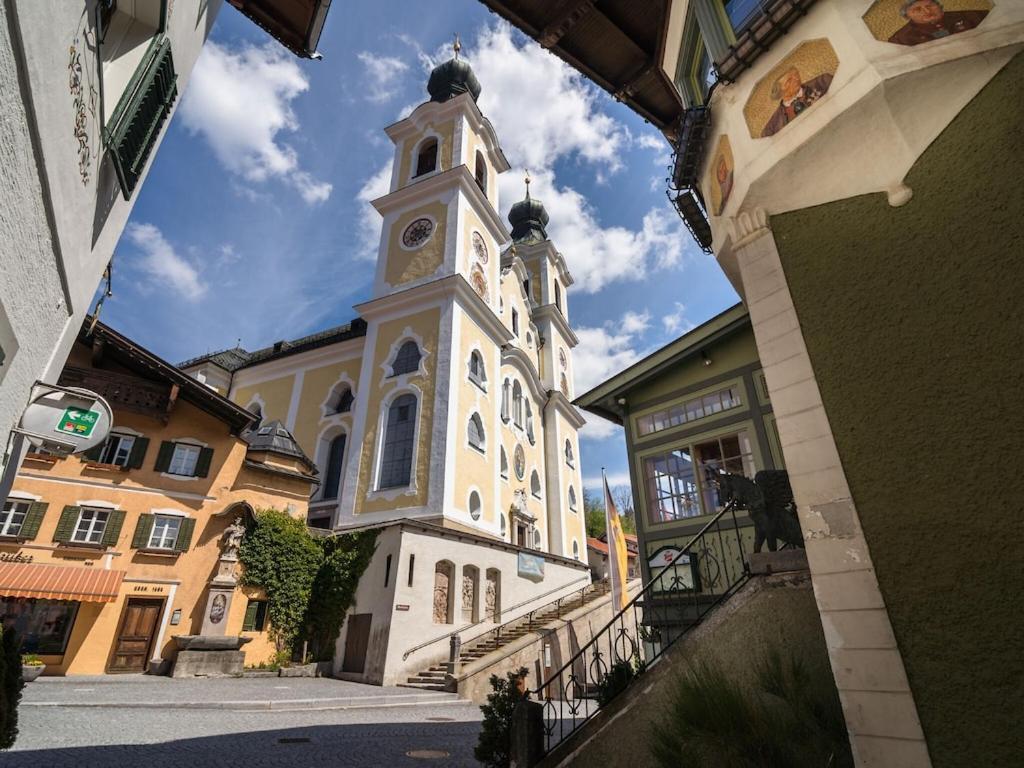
left=724, top=0, right=762, bottom=31
left=0, top=598, right=79, bottom=654
left=169, top=444, right=199, bottom=476
left=1, top=501, right=29, bottom=537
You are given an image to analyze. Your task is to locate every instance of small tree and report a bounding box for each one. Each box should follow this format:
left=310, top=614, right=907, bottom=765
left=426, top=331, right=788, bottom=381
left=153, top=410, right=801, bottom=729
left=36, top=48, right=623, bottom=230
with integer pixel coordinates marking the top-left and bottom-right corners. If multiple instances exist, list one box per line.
left=0, top=627, right=24, bottom=749
left=475, top=667, right=528, bottom=768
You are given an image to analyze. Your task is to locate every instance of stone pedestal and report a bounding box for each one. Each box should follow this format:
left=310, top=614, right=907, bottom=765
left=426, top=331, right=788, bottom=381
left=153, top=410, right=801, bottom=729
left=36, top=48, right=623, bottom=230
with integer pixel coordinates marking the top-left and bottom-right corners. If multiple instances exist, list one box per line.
left=200, top=556, right=240, bottom=636
left=171, top=635, right=251, bottom=678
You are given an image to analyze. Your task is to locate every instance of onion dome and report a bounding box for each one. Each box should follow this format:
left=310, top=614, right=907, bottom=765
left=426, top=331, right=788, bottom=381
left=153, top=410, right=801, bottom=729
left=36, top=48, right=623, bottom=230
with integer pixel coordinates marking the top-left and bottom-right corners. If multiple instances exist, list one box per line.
left=508, top=173, right=549, bottom=245
left=427, top=35, right=481, bottom=103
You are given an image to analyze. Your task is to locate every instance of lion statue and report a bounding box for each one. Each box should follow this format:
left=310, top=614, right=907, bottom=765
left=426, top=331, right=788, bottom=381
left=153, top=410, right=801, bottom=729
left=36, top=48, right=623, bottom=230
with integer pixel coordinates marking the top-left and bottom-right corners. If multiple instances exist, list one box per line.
left=709, top=469, right=803, bottom=553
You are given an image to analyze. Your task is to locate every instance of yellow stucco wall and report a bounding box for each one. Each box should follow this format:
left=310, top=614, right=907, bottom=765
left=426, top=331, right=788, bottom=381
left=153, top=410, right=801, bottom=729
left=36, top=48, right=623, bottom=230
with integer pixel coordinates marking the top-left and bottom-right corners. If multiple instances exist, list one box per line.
left=289, top=355, right=364, bottom=459
left=232, top=374, right=295, bottom=426
left=397, top=119, right=455, bottom=186
left=385, top=202, right=448, bottom=288
left=454, top=311, right=497, bottom=526
left=354, top=309, right=441, bottom=515
left=6, top=391, right=309, bottom=675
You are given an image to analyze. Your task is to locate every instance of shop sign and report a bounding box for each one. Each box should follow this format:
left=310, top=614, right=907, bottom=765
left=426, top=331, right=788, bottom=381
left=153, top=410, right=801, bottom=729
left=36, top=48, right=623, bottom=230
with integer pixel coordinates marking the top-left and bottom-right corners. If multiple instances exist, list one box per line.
left=55, top=407, right=100, bottom=438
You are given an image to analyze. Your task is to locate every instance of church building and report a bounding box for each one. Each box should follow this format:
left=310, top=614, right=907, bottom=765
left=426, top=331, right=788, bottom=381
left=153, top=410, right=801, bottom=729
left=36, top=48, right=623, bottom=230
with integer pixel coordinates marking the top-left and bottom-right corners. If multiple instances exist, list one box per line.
left=181, top=46, right=591, bottom=685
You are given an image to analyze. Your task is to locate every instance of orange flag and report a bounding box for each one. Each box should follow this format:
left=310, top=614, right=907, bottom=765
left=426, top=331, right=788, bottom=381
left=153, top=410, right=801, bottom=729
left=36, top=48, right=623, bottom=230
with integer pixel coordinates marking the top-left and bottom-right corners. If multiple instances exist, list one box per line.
left=603, top=470, right=630, bottom=612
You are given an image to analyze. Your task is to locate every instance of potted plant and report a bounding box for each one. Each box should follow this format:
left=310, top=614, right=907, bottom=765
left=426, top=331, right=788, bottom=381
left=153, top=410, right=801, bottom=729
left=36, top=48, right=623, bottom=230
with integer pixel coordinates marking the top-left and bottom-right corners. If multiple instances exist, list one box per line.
left=21, top=653, right=45, bottom=682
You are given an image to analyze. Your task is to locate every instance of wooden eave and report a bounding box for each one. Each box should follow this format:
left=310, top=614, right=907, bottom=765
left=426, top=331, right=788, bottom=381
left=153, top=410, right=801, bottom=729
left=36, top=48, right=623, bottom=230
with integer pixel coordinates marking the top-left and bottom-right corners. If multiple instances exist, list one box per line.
left=479, top=0, right=682, bottom=135
left=227, top=0, right=331, bottom=58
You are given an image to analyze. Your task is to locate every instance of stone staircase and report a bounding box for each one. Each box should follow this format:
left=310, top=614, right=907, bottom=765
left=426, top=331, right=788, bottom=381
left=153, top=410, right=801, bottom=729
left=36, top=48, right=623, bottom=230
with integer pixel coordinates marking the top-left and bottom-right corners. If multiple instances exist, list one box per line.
left=402, top=581, right=612, bottom=692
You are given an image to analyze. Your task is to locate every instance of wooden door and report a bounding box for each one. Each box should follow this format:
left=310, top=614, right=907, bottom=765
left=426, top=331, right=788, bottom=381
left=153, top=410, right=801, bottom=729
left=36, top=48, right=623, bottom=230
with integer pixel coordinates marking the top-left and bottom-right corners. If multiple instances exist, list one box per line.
left=109, top=598, right=163, bottom=673
left=341, top=613, right=372, bottom=674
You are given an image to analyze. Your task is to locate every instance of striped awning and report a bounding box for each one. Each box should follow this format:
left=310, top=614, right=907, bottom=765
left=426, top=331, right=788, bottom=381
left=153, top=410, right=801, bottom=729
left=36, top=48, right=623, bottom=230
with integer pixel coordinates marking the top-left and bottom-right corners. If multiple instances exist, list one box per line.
left=0, top=562, right=125, bottom=603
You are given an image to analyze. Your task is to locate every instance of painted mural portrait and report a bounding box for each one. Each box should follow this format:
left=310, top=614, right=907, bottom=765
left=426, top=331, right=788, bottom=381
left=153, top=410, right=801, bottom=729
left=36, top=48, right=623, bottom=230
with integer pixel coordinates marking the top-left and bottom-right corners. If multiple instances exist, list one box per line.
left=863, top=0, right=992, bottom=47
left=709, top=136, right=734, bottom=216
left=743, top=39, right=839, bottom=140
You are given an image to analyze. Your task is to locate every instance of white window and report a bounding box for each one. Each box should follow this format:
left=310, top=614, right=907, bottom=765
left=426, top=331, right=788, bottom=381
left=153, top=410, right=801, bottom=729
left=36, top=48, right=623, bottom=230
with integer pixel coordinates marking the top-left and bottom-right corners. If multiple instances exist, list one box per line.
left=168, top=444, right=200, bottom=476
left=533, top=529, right=542, bottom=550
left=500, top=513, right=507, bottom=538
left=525, top=401, right=535, bottom=445
left=530, top=470, right=541, bottom=498
left=568, top=486, right=578, bottom=512
left=148, top=515, right=181, bottom=550
left=500, top=447, right=509, bottom=480
left=501, top=379, right=511, bottom=423
left=99, top=433, right=135, bottom=467
left=512, top=381, right=524, bottom=428
left=468, top=350, right=487, bottom=389
left=391, top=340, right=422, bottom=376
left=512, top=308, right=519, bottom=336
left=72, top=508, right=110, bottom=545
left=469, top=491, right=482, bottom=521
left=468, top=413, right=486, bottom=452
left=572, top=539, right=580, bottom=560
left=0, top=500, right=29, bottom=538
left=565, top=440, right=574, bottom=467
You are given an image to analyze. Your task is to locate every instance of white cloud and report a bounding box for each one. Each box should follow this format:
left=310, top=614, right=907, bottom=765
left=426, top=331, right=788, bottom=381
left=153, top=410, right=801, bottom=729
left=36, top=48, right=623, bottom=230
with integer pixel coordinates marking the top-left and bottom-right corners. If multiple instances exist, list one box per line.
left=180, top=42, right=331, bottom=204
left=470, top=25, right=627, bottom=173
left=355, top=161, right=393, bottom=260
left=661, top=302, right=694, bottom=335
left=583, top=471, right=632, bottom=490
left=573, top=310, right=653, bottom=441
left=125, top=223, right=206, bottom=301
left=357, top=52, right=410, bottom=103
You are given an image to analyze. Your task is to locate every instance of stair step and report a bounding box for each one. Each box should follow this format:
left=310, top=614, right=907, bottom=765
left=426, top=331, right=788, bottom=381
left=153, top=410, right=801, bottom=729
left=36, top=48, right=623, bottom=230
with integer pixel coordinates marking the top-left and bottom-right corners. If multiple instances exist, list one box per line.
left=399, top=682, right=448, bottom=692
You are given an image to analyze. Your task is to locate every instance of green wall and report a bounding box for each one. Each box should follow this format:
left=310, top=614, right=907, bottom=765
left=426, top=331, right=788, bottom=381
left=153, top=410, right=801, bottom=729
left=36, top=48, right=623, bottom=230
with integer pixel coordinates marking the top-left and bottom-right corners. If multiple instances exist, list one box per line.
left=773, top=53, right=1024, bottom=767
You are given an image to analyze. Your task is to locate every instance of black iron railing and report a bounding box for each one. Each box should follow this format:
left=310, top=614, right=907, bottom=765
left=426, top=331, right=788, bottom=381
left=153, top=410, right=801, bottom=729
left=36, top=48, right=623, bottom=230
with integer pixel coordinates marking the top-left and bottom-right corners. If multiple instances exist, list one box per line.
left=528, top=500, right=749, bottom=756
left=668, top=105, right=714, bottom=254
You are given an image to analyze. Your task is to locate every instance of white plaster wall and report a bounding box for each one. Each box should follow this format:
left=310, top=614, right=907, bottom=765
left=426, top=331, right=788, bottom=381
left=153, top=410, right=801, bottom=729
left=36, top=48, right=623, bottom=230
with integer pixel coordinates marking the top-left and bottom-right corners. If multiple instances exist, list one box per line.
left=0, top=0, right=222, bottom=468
left=334, top=524, right=592, bottom=686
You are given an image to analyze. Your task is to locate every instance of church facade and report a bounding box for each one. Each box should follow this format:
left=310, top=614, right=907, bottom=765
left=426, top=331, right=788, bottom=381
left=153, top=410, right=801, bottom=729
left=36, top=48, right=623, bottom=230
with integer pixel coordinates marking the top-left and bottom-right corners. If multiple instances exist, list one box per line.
left=181, top=51, right=591, bottom=684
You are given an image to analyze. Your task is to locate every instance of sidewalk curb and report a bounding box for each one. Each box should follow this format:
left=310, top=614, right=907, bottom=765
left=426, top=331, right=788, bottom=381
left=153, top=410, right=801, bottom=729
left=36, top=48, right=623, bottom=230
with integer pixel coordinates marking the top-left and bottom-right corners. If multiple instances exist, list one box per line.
left=21, top=693, right=470, bottom=711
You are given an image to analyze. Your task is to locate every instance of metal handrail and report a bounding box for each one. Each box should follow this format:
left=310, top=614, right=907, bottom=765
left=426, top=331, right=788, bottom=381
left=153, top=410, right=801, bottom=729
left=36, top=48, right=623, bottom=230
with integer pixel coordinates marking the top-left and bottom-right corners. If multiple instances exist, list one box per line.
left=528, top=500, right=749, bottom=755
left=402, top=573, right=593, bottom=660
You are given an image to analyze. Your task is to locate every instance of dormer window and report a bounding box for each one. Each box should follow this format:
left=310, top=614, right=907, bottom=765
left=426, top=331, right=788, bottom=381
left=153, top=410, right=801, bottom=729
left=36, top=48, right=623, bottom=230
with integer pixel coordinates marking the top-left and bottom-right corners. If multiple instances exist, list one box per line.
left=415, top=138, right=438, bottom=177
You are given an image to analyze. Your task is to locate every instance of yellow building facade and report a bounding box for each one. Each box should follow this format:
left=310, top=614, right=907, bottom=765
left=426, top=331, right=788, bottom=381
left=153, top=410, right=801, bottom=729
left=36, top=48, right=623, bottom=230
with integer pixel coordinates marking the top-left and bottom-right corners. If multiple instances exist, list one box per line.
left=0, top=322, right=315, bottom=674
left=182, top=54, right=588, bottom=562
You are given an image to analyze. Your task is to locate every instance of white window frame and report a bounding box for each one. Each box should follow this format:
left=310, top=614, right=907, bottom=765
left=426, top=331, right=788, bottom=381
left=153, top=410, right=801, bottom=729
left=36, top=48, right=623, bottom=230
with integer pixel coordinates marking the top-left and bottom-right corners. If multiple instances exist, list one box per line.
left=568, top=486, right=578, bottom=513
left=99, top=432, right=136, bottom=467
left=467, top=413, right=486, bottom=454
left=168, top=443, right=201, bottom=477
left=0, top=500, right=30, bottom=538
left=72, top=507, right=110, bottom=545
left=147, top=514, right=181, bottom=550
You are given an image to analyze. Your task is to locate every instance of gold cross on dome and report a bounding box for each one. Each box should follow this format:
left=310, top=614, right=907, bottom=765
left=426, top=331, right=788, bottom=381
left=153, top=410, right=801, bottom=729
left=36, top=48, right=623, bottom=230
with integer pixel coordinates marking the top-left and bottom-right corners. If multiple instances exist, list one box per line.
left=453, top=33, right=461, bottom=59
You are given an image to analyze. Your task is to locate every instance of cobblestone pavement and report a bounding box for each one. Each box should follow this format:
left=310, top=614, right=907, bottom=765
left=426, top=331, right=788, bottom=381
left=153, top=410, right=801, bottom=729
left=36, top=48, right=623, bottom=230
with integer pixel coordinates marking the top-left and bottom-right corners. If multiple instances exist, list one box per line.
left=10, top=678, right=484, bottom=767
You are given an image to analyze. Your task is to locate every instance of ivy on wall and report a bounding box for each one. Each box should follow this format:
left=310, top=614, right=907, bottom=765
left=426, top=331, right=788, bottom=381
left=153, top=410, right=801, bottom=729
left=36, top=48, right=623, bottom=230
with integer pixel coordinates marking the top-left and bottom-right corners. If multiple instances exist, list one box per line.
left=238, top=509, right=377, bottom=660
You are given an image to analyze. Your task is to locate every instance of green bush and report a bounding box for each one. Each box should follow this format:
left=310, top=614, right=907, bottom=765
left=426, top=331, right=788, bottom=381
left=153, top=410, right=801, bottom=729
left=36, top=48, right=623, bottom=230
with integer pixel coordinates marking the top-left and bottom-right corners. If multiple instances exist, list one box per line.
left=596, top=658, right=645, bottom=707
left=650, top=646, right=852, bottom=768
left=0, top=627, right=25, bottom=750
left=239, top=509, right=378, bottom=660
left=475, top=667, right=528, bottom=768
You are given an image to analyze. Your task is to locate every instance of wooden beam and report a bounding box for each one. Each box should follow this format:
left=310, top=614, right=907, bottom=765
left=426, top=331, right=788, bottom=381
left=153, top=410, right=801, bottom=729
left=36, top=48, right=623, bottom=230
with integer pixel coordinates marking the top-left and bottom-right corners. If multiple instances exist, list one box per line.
left=538, top=0, right=597, bottom=49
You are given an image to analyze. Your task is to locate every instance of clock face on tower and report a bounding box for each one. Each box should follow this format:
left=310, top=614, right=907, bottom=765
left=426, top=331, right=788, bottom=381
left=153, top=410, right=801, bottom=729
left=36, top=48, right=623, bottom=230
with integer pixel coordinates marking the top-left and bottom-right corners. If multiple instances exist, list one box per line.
left=471, top=231, right=488, bottom=263
left=402, top=218, right=434, bottom=249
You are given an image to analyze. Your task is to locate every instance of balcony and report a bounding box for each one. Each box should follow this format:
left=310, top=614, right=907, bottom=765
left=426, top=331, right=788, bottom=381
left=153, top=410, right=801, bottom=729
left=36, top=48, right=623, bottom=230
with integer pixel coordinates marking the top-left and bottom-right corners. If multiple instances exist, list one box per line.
left=58, top=367, right=174, bottom=421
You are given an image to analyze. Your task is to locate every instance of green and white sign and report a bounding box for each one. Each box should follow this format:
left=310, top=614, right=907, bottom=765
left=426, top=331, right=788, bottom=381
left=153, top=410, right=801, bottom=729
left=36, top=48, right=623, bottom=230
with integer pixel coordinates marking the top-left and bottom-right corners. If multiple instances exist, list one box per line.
left=55, top=407, right=100, bottom=438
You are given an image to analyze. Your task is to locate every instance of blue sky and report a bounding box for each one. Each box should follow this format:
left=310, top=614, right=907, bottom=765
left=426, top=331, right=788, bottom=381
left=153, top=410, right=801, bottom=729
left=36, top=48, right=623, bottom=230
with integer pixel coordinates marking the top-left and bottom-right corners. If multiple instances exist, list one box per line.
left=102, top=0, right=738, bottom=498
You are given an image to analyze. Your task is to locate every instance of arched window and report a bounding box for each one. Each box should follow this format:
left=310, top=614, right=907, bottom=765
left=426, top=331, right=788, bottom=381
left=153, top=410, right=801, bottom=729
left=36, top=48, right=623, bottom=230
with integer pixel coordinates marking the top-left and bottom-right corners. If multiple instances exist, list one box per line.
left=322, top=433, right=347, bottom=500
left=530, top=470, right=541, bottom=498
left=391, top=341, right=421, bottom=376
left=415, top=138, right=438, bottom=177
left=469, top=490, right=482, bottom=521
left=501, top=379, right=511, bottom=423
left=326, top=384, right=354, bottom=415
left=568, top=486, right=577, bottom=512
left=554, top=281, right=562, bottom=311
left=565, top=440, right=574, bottom=467
left=500, top=446, right=509, bottom=479
left=572, top=539, right=580, bottom=560
left=525, top=400, right=535, bottom=445
left=468, top=350, right=486, bottom=388
left=474, top=150, right=487, bottom=194
left=468, top=413, right=485, bottom=452
left=534, top=529, right=542, bottom=550
left=512, top=381, right=523, bottom=428
left=500, top=513, right=507, bottom=538
left=379, top=394, right=417, bottom=489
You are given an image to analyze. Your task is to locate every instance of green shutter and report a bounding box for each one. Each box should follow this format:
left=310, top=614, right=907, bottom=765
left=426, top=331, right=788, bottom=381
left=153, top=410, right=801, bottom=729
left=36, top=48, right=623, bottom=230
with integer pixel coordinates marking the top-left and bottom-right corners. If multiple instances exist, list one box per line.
left=105, top=36, right=178, bottom=200
left=101, top=509, right=126, bottom=547
left=53, top=506, right=81, bottom=543
left=242, top=600, right=258, bottom=632
left=128, top=437, right=150, bottom=469
left=154, top=441, right=175, bottom=472
left=174, top=517, right=196, bottom=552
left=18, top=502, right=48, bottom=540
left=195, top=447, right=213, bottom=478
left=131, top=514, right=155, bottom=549
left=81, top=442, right=105, bottom=462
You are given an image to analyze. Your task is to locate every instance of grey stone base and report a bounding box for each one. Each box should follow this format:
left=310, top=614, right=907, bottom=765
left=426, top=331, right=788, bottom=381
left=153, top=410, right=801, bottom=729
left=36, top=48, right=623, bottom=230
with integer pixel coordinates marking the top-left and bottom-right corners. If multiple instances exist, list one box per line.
left=278, top=663, right=318, bottom=678
left=747, top=548, right=809, bottom=575
left=172, top=650, right=245, bottom=678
